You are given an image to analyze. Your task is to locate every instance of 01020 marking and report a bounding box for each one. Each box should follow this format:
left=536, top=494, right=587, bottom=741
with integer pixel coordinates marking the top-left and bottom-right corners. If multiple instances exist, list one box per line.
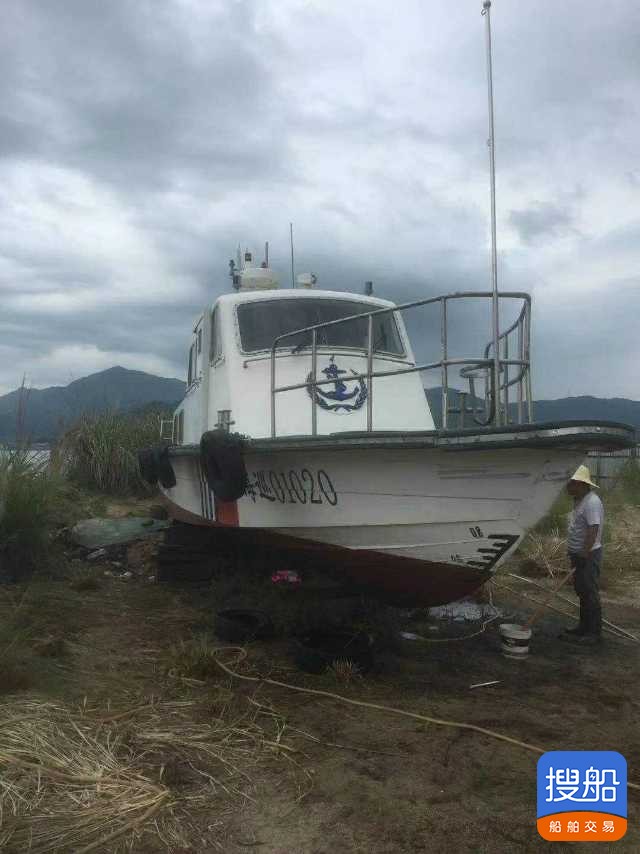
left=245, top=468, right=338, bottom=506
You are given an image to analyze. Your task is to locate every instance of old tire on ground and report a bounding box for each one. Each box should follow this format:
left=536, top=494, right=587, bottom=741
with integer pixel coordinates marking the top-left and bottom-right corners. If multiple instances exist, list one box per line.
left=200, top=430, right=248, bottom=502
left=214, top=608, right=274, bottom=643
left=292, top=630, right=374, bottom=675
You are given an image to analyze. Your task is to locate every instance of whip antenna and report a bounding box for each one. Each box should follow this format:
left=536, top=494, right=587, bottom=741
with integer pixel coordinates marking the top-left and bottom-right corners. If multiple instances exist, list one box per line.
left=482, top=0, right=502, bottom=425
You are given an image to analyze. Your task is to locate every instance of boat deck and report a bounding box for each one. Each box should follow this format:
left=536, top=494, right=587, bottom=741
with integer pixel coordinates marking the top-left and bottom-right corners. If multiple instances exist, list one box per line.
left=170, top=420, right=636, bottom=456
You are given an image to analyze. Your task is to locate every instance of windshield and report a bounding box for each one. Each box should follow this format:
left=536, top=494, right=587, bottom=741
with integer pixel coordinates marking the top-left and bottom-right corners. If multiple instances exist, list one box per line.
left=237, top=298, right=405, bottom=356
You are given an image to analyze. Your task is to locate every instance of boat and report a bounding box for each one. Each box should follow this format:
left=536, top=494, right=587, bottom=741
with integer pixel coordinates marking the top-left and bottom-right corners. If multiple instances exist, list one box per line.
left=138, top=2, right=635, bottom=605
left=139, top=245, right=634, bottom=604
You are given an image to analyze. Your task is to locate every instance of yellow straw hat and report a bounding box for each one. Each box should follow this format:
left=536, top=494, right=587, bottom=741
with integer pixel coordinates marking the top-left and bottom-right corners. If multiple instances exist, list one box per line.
left=570, top=464, right=599, bottom=489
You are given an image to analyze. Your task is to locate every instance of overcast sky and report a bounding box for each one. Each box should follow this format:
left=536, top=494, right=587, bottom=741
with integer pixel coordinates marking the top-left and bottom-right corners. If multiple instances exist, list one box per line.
left=1, top=0, right=639, bottom=400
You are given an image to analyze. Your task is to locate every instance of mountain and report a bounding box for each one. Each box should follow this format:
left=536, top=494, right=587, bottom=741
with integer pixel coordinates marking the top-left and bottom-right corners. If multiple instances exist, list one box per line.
left=425, top=388, right=640, bottom=432
left=524, top=396, right=640, bottom=427
left=0, top=367, right=185, bottom=443
left=2, top=367, right=637, bottom=443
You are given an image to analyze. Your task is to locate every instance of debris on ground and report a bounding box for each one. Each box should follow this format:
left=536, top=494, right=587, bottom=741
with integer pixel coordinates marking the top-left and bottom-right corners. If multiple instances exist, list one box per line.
left=71, top=517, right=170, bottom=549
left=126, top=538, right=161, bottom=578
left=428, top=599, right=501, bottom=623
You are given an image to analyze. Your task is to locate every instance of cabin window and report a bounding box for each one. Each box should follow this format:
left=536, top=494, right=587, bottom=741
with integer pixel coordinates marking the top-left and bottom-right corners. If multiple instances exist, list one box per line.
left=173, top=410, right=184, bottom=444
left=210, top=307, right=223, bottom=363
left=187, top=343, right=195, bottom=385
left=197, top=329, right=202, bottom=354
left=236, top=299, right=405, bottom=356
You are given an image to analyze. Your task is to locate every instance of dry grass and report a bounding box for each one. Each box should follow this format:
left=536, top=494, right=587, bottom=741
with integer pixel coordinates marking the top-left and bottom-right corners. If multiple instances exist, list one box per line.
left=328, top=659, right=362, bottom=685
left=0, top=690, right=298, bottom=854
left=165, top=635, right=226, bottom=681
left=514, top=478, right=640, bottom=590
left=603, top=504, right=640, bottom=578
left=0, top=563, right=309, bottom=852
left=518, top=530, right=567, bottom=578
left=0, top=700, right=169, bottom=853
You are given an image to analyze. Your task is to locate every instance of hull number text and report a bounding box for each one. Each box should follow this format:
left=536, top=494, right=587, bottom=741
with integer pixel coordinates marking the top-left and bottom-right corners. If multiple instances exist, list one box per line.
left=245, top=469, right=338, bottom=506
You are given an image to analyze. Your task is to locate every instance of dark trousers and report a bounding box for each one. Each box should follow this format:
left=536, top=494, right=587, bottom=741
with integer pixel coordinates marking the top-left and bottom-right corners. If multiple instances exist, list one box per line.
left=569, top=549, right=603, bottom=636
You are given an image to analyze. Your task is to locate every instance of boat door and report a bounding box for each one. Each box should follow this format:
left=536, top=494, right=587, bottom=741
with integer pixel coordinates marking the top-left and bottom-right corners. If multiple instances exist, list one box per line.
left=206, top=301, right=231, bottom=433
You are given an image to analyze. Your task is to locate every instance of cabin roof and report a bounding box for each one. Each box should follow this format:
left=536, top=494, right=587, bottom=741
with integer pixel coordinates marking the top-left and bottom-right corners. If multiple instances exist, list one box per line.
left=212, top=289, right=397, bottom=311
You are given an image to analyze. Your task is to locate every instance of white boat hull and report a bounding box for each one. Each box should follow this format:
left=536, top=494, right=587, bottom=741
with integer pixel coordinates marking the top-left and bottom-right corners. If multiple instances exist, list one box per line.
left=150, top=263, right=636, bottom=604
left=160, top=438, right=590, bottom=603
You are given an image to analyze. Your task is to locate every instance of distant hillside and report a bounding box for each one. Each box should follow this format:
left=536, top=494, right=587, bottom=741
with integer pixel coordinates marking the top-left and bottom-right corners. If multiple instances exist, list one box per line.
left=0, top=367, right=185, bottom=443
left=2, top=368, right=636, bottom=442
left=527, top=396, right=640, bottom=427
left=425, top=388, right=640, bottom=431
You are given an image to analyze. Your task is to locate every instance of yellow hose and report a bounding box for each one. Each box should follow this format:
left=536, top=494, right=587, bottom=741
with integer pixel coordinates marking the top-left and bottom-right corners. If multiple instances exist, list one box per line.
left=213, top=647, right=640, bottom=793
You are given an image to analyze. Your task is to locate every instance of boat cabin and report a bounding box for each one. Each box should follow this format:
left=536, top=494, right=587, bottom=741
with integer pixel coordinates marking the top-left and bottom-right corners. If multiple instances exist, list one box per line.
left=173, top=252, right=435, bottom=442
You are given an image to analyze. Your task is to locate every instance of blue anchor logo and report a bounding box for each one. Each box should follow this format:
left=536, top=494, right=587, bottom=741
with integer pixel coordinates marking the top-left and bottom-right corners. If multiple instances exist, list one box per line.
left=306, top=356, right=367, bottom=413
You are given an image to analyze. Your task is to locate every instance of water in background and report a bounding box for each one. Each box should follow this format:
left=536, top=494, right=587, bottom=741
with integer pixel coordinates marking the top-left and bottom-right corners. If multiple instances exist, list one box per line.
left=0, top=448, right=51, bottom=466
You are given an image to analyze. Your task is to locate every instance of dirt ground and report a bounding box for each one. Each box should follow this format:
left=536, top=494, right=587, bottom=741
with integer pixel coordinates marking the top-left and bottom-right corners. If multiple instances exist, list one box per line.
left=2, top=551, right=638, bottom=854
left=225, top=591, right=640, bottom=854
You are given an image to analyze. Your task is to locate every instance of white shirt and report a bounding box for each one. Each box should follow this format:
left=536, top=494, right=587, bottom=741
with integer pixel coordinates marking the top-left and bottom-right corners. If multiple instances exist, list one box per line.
left=567, top=491, right=604, bottom=553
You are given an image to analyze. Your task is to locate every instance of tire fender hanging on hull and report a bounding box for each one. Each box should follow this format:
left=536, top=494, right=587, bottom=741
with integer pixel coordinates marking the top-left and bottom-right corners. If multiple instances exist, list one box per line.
left=138, top=445, right=176, bottom=489
left=200, top=430, right=248, bottom=502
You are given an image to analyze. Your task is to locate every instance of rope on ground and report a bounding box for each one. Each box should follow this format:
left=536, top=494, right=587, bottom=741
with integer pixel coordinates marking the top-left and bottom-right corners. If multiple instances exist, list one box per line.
left=491, top=580, right=634, bottom=642
left=211, top=647, right=640, bottom=792
left=505, top=572, right=639, bottom=642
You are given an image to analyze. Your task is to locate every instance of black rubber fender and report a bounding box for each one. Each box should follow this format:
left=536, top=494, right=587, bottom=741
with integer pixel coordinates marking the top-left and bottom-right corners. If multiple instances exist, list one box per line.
left=200, top=430, right=248, bottom=501
left=138, top=445, right=176, bottom=489
left=156, top=445, right=176, bottom=489
left=138, top=447, right=159, bottom=485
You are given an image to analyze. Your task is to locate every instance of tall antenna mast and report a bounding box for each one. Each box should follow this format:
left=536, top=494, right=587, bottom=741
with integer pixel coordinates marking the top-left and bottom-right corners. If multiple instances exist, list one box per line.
left=289, top=222, right=296, bottom=289
left=482, top=0, right=502, bottom=425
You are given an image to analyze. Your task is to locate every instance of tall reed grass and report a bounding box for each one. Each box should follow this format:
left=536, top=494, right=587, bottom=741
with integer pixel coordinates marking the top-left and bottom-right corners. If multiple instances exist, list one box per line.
left=610, top=457, right=640, bottom=507
left=56, top=409, right=165, bottom=496
left=0, top=448, right=64, bottom=582
left=518, top=456, right=640, bottom=579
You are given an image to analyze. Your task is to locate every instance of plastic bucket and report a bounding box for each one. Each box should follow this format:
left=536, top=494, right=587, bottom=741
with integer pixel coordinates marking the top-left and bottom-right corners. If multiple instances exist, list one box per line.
left=499, top=623, right=532, bottom=658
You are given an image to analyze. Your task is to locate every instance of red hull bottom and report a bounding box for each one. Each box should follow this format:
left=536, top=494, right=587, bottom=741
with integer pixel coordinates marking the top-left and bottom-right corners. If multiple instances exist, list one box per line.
left=161, top=496, right=490, bottom=606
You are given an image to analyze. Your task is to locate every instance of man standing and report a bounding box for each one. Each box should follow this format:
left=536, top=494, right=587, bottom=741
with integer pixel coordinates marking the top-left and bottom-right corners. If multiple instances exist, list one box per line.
left=563, top=465, right=604, bottom=645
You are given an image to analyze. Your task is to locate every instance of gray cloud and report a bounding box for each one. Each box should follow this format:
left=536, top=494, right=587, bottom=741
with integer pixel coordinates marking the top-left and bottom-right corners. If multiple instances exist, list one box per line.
left=509, top=202, right=576, bottom=244
left=0, top=1, right=295, bottom=193
left=0, top=0, right=638, bottom=403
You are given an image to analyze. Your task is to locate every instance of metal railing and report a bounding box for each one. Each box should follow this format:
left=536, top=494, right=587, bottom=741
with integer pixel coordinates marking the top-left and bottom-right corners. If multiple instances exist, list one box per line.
left=269, top=291, right=532, bottom=437
left=160, top=418, right=175, bottom=442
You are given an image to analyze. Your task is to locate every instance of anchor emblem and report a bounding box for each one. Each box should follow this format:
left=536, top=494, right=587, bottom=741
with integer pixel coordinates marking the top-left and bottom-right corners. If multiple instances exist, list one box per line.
left=306, top=356, right=367, bottom=413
